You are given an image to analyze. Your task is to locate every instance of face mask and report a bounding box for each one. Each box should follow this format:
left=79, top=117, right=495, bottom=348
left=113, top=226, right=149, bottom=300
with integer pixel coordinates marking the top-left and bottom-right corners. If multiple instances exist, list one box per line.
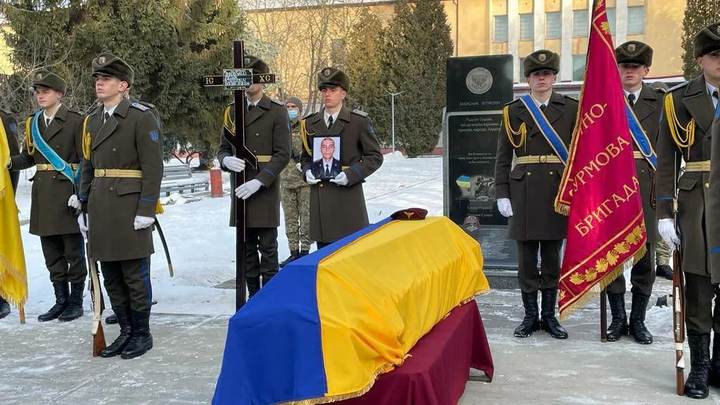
left=288, top=109, right=299, bottom=121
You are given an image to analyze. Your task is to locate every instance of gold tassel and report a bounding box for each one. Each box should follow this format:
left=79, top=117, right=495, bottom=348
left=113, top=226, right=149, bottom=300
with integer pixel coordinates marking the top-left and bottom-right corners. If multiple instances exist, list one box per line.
left=503, top=105, right=526, bottom=148
left=82, top=116, right=92, bottom=160
left=663, top=93, right=694, bottom=149
left=299, top=119, right=312, bottom=155
left=24, top=117, right=35, bottom=156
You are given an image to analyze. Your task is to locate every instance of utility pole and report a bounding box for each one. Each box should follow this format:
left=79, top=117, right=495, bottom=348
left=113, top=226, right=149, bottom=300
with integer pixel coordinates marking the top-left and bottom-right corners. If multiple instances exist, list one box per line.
left=386, top=90, right=404, bottom=152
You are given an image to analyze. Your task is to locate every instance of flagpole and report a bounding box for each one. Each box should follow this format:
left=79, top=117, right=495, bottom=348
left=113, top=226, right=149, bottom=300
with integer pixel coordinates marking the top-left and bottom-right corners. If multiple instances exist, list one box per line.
left=600, top=290, right=607, bottom=342
left=19, top=305, right=25, bottom=324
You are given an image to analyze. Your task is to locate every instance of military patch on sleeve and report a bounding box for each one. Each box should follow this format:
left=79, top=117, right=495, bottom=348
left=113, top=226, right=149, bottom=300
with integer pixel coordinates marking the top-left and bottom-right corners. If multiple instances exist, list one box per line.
left=131, top=102, right=149, bottom=112
left=150, top=129, right=159, bottom=143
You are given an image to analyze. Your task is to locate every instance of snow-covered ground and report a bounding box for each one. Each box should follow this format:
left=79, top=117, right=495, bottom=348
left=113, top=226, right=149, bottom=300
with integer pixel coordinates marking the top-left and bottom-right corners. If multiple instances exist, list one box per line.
left=14, top=152, right=442, bottom=316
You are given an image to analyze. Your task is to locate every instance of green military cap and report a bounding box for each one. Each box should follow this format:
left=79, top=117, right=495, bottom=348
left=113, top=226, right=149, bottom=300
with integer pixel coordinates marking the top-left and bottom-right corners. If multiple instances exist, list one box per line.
left=244, top=55, right=270, bottom=75
left=523, top=50, right=560, bottom=77
left=615, top=41, right=653, bottom=67
left=32, top=70, right=66, bottom=94
left=693, top=22, right=720, bottom=57
left=91, top=51, right=134, bottom=85
left=317, top=67, right=349, bottom=91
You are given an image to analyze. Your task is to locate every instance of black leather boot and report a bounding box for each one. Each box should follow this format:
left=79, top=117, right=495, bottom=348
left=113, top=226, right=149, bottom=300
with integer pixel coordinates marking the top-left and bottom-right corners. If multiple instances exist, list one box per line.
left=100, top=307, right=132, bottom=358
left=105, top=313, right=118, bottom=324
left=514, top=291, right=540, bottom=338
left=629, top=293, right=653, bottom=344
left=709, top=333, right=720, bottom=387
left=247, top=277, right=261, bottom=298
left=0, top=296, right=10, bottom=319
left=655, top=264, right=673, bottom=280
left=606, top=293, right=628, bottom=342
left=59, top=282, right=84, bottom=321
left=685, top=333, right=711, bottom=399
left=280, top=250, right=300, bottom=267
left=38, top=282, right=69, bottom=322
left=121, top=310, right=153, bottom=359
left=540, top=289, right=568, bottom=339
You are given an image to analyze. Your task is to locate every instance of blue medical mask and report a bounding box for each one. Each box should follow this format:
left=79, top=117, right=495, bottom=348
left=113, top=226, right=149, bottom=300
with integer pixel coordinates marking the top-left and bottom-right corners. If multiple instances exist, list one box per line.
left=288, top=109, right=299, bottom=121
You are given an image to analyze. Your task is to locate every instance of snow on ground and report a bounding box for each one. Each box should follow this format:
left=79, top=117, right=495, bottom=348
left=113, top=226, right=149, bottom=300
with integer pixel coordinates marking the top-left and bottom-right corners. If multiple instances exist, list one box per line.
left=13, top=152, right=443, bottom=317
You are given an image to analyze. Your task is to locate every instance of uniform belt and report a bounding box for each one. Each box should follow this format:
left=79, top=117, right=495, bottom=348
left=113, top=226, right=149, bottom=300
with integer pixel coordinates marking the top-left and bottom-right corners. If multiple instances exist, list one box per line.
left=256, top=155, right=272, bottom=163
left=36, top=163, right=79, bottom=171
left=685, top=161, right=710, bottom=172
left=515, top=155, right=562, bottom=164
left=633, top=151, right=648, bottom=160
left=94, top=169, right=143, bottom=178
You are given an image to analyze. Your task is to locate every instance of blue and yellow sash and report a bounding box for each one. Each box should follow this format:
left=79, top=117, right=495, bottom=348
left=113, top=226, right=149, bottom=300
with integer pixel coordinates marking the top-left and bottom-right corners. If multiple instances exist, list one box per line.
left=31, top=111, right=80, bottom=184
left=519, top=95, right=569, bottom=165
left=624, top=101, right=657, bottom=170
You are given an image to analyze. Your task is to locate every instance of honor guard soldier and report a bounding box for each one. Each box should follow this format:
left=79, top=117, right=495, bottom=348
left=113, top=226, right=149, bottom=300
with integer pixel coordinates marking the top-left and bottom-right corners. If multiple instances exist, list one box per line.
left=299, top=67, right=383, bottom=248
left=217, top=56, right=291, bottom=298
left=656, top=23, right=720, bottom=399
left=77, top=52, right=163, bottom=359
left=9, top=70, right=87, bottom=322
left=1, top=108, right=19, bottom=319
left=604, top=41, right=664, bottom=344
left=494, top=50, right=578, bottom=340
left=280, top=96, right=313, bottom=265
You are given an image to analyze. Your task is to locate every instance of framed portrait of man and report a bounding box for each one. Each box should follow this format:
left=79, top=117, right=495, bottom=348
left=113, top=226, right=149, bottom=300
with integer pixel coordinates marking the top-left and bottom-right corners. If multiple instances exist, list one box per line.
left=311, top=136, right=341, bottom=180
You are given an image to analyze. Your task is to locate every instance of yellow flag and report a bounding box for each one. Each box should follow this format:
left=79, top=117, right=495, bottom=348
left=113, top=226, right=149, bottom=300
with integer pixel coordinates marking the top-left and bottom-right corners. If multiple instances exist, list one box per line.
left=0, top=118, right=28, bottom=307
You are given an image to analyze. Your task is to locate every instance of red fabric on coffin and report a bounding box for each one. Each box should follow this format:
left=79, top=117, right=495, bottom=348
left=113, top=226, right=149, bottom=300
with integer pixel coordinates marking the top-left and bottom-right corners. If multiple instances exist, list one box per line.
left=336, top=301, right=493, bottom=405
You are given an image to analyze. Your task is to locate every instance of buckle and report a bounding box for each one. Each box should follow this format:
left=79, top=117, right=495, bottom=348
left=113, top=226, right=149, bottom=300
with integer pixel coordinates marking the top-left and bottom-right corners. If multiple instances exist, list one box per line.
left=96, top=169, right=106, bottom=176
left=539, top=155, right=547, bottom=163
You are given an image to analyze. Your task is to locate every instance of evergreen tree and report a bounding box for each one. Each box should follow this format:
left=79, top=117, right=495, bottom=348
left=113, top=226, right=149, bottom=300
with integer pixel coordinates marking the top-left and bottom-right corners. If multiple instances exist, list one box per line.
left=681, top=0, right=720, bottom=79
left=380, top=0, right=452, bottom=157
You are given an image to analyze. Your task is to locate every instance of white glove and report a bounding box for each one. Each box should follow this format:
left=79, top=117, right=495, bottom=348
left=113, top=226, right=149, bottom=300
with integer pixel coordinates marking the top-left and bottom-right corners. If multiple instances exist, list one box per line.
left=497, top=198, right=513, bottom=217
left=235, top=179, right=262, bottom=200
left=329, top=172, right=349, bottom=186
left=67, top=194, right=81, bottom=210
left=305, top=170, right=321, bottom=185
left=222, top=156, right=246, bottom=173
left=295, top=162, right=302, bottom=172
left=133, top=215, right=155, bottom=230
left=77, top=215, right=88, bottom=239
left=658, top=218, right=680, bottom=249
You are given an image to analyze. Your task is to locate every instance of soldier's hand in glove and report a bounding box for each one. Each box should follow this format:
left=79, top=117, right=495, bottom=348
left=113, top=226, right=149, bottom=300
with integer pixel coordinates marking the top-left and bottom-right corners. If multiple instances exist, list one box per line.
left=329, top=172, right=349, bottom=186
left=305, top=170, right=321, bottom=185
left=235, top=179, right=262, bottom=200
left=77, top=215, right=88, bottom=239
left=658, top=218, right=680, bottom=249
left=496, top=198, right=513, bottom=217
left=222, top=156, right=246, bottom=173
left=133, top=215, right=155, bottom=230
left=67, top=194, right=81, bottom=210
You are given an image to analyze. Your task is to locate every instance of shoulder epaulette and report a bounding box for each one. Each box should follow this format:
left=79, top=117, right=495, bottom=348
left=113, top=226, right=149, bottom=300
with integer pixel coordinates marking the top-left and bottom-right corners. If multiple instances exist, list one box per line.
left=130, top=102, right=150, bottom=112
left=668, top=81, right=690, bottom=93
left=504, top=98, right=521, bottom=107
left=271, top=99, right=284, bottom=106
left=303, top=111, right=317, bottom=120
left=563, top=94, right=578, bottom=102
left=351, top=109, right=368, bottom=118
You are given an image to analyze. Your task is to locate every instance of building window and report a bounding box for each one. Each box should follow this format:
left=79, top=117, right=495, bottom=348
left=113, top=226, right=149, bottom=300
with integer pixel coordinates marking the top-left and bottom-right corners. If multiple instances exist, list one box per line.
left=606, top=8, right=616, bottom=35
left=627, top=6, right=645, bottom=35
left=573, top=54, right=586, bottom=81
left=546, top=12, right=561, bottom=39
left=520, top=13, right=534, bottom=41
left=573, top=9, right=589, bottom=37
left=494, top=15, right=508, bottom=42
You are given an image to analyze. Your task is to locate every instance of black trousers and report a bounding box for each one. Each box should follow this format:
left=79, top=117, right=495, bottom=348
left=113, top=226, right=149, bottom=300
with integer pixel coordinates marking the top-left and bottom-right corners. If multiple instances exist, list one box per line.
left=517, top=240, right=563, bottom=293
left=245, top=227, right=279, bottom=296
left=100, top=258, right=152, bottom=313
left=607, top=243, right=656, bottom=297
left=684, top=273, right=720, bottom=335
left=40, top=233, right=87, bottom=284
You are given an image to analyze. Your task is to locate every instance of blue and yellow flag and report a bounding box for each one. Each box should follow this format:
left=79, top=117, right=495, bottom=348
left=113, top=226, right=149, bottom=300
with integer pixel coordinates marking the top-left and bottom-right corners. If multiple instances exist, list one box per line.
left=213, top=216, right=488, bottom=405
left=0, top=118, right=27, bottom=307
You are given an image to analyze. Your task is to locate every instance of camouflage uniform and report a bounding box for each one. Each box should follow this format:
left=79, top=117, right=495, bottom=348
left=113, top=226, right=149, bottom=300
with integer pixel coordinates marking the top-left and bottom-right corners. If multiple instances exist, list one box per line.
left=281, top=122, right=312, bottom=254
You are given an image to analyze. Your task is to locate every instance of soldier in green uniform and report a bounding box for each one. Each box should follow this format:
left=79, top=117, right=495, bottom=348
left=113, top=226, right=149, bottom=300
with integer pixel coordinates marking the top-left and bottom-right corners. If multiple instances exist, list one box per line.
left=494, top=50, right=578, bottom=340
left=605, top=41, right=663, bottom=344
left=9, top=70, right=87, bottom=322
left=217, top=56, right=290, bottom=298
left=0, top=108, right=19, bottom=319
left=656, top=23, right=720, bottom=399
left=77, top=52, right=162, bottom=359
left=280, top=96, right=312, bottom=266
left=299, top=67, right=383, bottom=248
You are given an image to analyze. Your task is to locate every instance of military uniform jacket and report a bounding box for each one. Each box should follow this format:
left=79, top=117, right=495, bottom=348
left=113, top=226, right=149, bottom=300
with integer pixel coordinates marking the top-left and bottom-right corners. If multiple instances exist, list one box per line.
left=300, top=107, right=383, bottom=243
left=494, top=92, right=578, bottom=241
left=11, top=105, right=83, bottom=237
left=630, top=84, right=664, bottom=244
left=79, top=100, right=163, bottom=262
left=708, top=110, right=720, bottom=280
left=656, top=76, right=715, bottom=278
left=280, top=122, right=308, bottom=189
left=217, top=95, right=291, bottom=228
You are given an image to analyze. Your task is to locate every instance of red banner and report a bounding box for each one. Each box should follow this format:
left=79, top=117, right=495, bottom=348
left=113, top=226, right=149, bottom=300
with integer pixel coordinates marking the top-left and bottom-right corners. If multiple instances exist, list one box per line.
left=554, top=0, right=647, bottom=319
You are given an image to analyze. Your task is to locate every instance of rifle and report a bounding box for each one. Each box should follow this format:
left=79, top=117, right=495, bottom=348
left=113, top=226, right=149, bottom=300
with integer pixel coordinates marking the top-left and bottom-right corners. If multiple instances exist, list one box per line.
left=672, top=246, right=685, bottom=396
left=84, top=213, right=106, bottom=357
